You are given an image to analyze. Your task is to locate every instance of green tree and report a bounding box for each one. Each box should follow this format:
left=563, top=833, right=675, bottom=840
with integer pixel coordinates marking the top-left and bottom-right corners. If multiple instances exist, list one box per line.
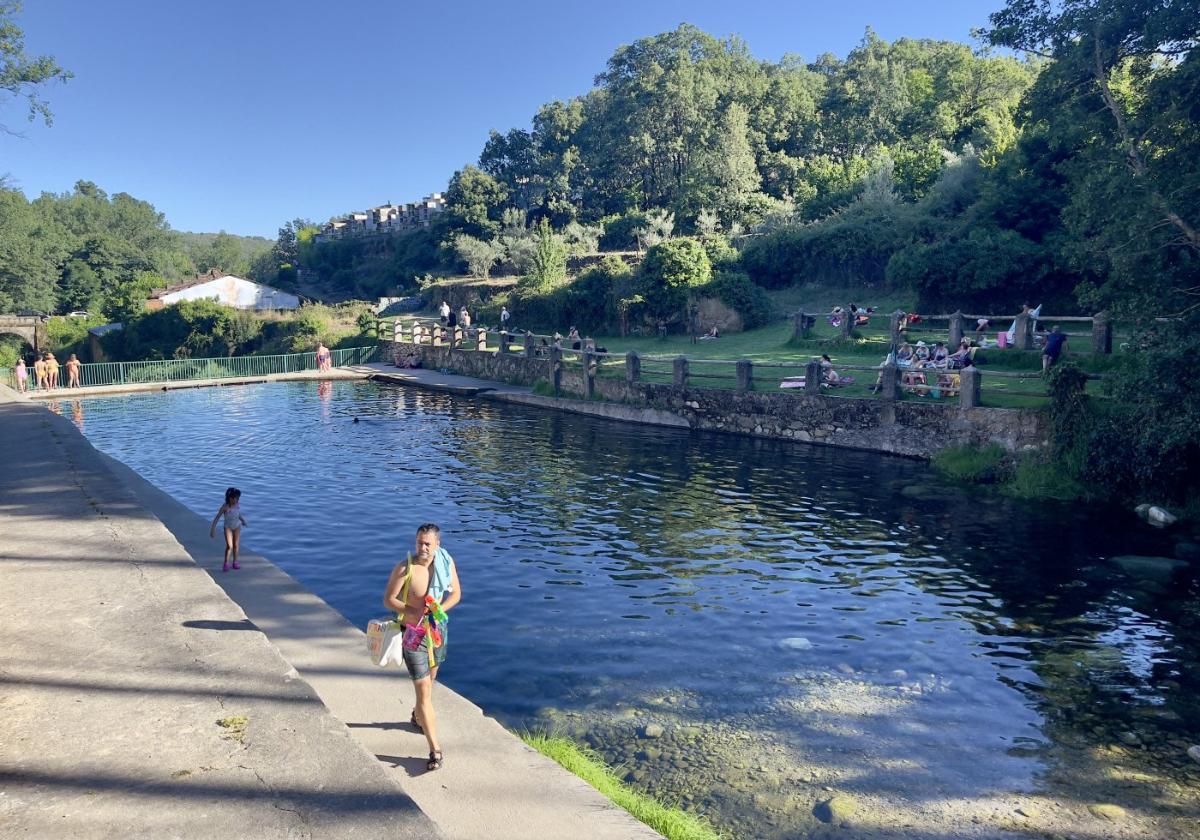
left=523, top=219, right=567, bottom=289
left=444, top=166, right=509, bottom=239
left=0, top=1, right=71, bottom=130
left=453, top=233, right=504, bottom=279
left=637, top=237, right=712, bottom=320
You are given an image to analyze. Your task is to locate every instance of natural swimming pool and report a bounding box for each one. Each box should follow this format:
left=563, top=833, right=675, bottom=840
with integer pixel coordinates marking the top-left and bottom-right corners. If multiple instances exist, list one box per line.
left=69, top=380, right=1200, bottom=838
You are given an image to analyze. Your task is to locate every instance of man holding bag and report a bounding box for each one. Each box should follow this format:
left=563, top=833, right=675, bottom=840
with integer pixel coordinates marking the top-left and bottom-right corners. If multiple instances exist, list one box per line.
left=383, top=523, right=461, bottom=772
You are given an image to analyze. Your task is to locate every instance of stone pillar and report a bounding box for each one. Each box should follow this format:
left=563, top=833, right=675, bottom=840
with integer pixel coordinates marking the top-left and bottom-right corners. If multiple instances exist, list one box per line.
left=393, top=321, right=402, bottom=341
left=497, top=330, right=509, bottom=354
left=583, top=349, right=596, bottom=398
left=881, top=361, right=899, bottom=401
left=1014, top=312, right=1033, bottom=350
left=524, top=332, right=535, bottom=358
left=960, top=366, right=981, bottom=408
left=793, top=311, right=808, bottom=341
left=1092, top=311, right=1112, bottom=354
left=736, top=359, right=753, bottom=393
left=805, top=360, right=822, bottom=395
left=549, top=345, right=562, bottom=394
left=949, top=311, right=965, bottom=348
left=673, top=356, right=689, bottom=388
left=839, top=312, right=852, bottom=339
left=626, top=351, right=641, bottom=383
left=890, top=310, right=905, bottom=345
left=475, top=328, right=487, bottom=352
left=432, top=325, right=444, bottom=347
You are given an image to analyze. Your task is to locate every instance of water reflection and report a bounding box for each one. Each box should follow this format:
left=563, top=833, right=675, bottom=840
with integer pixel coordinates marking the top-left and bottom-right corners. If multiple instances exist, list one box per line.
left=74, top=381, right=1200, bottom=837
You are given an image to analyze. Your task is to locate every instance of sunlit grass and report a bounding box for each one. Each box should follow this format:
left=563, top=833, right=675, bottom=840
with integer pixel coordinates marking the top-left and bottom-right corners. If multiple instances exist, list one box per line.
left=520, top=732, right=724, bottom=840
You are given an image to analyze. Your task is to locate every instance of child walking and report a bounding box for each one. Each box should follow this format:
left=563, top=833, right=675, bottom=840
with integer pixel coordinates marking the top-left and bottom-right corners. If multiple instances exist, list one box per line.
left=209, top=487, right=248, bottom=571
left=15, top=358, right=28, bottom=392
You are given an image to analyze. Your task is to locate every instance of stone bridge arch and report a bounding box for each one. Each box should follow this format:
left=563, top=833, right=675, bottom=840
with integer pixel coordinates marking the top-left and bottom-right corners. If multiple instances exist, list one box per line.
left=0, top=315, right=49, bottom=355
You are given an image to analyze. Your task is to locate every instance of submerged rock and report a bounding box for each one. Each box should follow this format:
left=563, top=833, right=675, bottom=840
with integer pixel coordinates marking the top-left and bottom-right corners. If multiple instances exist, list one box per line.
left=642, top=723, right=665, bottom=739
left=1175, top=542, right=1200, bottom=562
left=1135, top=504, right=1178, bottom=526
left=779, top=636, right=814, bottom=651
left=1109, top=555, right=1187, bottom=583
left=1188, top=745, right=1200, bottom=765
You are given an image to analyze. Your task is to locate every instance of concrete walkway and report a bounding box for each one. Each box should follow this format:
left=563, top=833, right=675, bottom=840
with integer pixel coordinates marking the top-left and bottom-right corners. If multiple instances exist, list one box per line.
left=0, top=393, right=439, bottom=839
left=100, top=449, right=661, bottom=840
left=20, top=367, right=367, bottom=401
left=0, top=382, right=661, bottom=840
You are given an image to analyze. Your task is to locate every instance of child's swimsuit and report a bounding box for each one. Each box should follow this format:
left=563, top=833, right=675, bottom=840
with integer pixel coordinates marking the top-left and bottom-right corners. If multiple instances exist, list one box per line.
left=223, top=503, right=242, bottom=530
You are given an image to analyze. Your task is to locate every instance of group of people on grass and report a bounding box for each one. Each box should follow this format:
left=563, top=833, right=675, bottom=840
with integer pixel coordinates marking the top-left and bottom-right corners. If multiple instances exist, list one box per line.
left=12, top=353, right=82, bottom=392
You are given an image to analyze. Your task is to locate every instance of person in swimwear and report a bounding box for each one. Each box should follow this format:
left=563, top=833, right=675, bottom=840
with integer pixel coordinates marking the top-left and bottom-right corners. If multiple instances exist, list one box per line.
left=209, top=487, right=247, bottom=572
left=383, top=523, right=461, bottom=772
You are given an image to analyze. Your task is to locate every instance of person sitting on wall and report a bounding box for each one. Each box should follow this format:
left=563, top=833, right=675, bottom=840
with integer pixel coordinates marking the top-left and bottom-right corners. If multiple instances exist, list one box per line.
left=896, top=343, right=915, bottom=366
left=914, top=341, right=931, bottom=362
left=931, top=342, right=949, bottom=365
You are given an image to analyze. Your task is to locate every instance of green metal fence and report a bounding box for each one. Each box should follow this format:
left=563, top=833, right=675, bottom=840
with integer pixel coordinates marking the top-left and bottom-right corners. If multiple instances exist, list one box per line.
left=4, top=346, right=380, bottom=391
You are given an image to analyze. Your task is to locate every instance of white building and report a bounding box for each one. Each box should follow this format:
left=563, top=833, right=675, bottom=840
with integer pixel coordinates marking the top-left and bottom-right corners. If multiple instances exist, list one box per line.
left=147, top=270, right=301, bottom=311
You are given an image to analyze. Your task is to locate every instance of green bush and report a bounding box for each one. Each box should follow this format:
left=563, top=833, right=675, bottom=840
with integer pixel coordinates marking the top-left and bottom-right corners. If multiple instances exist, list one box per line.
left=1007, top=453, right=1084, bottom=501
left=599, top=212, right=646, bottom=251
left=700, top=235, right=740, bottom=271
left=700, top=270, right=772, bottom=329
left=741, top=201, right=914, bottom=289
left=931, top=443, right=1011, bottom=483
left=638, top=238, right=712, bottom=320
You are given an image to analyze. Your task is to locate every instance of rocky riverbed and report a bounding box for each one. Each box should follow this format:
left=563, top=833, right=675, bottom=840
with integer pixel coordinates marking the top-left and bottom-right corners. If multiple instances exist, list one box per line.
left=534, top=663, right=1200, bottom=839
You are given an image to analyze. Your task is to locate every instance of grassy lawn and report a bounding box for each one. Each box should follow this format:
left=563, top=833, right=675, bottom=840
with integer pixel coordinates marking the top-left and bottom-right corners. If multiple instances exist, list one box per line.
left=383, top=286, right=1119, bottom=409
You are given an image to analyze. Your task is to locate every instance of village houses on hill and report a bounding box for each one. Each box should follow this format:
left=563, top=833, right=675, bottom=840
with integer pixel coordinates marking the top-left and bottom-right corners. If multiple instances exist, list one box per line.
left=314, top=193, right=447, bottom=243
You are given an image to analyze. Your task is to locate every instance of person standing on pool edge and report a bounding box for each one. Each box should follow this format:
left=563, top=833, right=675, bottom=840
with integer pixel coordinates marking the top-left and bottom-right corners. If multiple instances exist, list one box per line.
left=209, top=487, right=248, bottom=572
left=383, top=523, right=461, bottom=772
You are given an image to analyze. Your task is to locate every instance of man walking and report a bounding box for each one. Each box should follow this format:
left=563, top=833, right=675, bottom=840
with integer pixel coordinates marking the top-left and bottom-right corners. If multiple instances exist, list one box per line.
left=383, top=523, right=461, bottom=772
left=439, top=301, right=451, bottom=325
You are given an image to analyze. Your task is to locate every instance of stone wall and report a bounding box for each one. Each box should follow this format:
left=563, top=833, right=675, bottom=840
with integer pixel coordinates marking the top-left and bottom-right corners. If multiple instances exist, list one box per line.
left=380, top=339, right=1050, bottom=458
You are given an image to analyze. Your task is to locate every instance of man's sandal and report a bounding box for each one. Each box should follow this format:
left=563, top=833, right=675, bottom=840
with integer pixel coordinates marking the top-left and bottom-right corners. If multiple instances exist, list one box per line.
left=427, top=750, right=443, bottom=772
left=410, top=711, right=422, bottom=732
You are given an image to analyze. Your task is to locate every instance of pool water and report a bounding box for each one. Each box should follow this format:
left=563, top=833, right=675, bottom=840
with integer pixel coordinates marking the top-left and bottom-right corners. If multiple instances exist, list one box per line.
left=70, top=380, right=1200, bottom=838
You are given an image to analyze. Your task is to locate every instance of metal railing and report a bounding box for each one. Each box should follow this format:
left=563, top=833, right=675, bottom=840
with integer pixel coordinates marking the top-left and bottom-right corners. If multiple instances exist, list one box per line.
left=4, top=346, right=380, bottom=391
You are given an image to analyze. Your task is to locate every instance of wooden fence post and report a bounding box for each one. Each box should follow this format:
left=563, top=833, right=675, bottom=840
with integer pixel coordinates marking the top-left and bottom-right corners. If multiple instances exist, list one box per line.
left=793, top=311, right=809, bottom=341
left=949, top=311, right=965, bottom=348
left=673, top=356, right=689, bottom=387
left=626, top=351, right=641, bottom=383
left=1014, top=312, right=1033, bottom=350
left=960, top=366, right=981, bottom=408
left=890, top=310, right=905, bottom=346
left=736, top=359, right=753, bottom=393
left=1092, top=311, right=1112, bottom=354
left=549, top=345, right=562, bottom=394
left=805, top=360, right=822, bottom=395
left=583, top=348, right=596, bottom=398
left=881, top=361, right=899, bottom=401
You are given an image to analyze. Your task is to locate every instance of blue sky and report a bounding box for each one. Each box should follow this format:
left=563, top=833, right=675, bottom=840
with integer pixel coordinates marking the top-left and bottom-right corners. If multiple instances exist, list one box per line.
left=3, top=0, right=1002, bottom=238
